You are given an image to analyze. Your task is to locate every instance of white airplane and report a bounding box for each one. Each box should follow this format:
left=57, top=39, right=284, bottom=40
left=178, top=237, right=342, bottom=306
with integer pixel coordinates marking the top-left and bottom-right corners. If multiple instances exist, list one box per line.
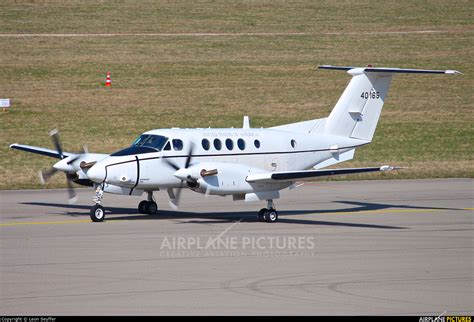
left=10, top=65, right=460, bottom=223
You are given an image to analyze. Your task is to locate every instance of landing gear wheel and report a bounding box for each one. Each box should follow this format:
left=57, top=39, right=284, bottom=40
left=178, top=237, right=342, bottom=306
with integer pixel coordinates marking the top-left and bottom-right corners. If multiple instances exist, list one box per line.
left=90, top=204, right=105, bottom=222
left=145, top=201, right=158, bottom=215
left=138, top=200, right=148, bottom=214
left=264, top=209, right=278, bottom=223
left=258, top=208, right=267, bottom=222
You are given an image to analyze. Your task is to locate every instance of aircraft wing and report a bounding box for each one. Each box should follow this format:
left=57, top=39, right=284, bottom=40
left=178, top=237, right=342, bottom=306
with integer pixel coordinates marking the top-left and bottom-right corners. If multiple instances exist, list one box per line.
left=9, top=143, right=75, bottom=159
left=246, top=165, right=398, bottom=183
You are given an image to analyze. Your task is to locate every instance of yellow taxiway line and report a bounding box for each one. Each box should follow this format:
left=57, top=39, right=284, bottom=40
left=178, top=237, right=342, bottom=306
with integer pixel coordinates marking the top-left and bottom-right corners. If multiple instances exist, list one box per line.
left=0, top=208, right=471, bottom=227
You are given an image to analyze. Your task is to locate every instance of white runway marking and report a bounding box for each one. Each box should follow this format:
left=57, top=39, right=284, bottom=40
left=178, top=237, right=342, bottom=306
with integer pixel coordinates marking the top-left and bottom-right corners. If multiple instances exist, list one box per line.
left=0, top=30, right=469, bottom=38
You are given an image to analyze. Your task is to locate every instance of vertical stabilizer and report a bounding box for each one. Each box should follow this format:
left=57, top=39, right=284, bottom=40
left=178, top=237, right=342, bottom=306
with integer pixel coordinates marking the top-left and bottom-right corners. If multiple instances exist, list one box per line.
left=318, top=65, right=461, bottom=142
left=324, top=69, right=392, bottom=141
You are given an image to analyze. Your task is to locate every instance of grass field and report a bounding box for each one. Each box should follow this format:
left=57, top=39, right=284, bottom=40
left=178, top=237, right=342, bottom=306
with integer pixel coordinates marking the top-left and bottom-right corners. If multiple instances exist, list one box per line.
left=0, top=0, right=472, bottom=190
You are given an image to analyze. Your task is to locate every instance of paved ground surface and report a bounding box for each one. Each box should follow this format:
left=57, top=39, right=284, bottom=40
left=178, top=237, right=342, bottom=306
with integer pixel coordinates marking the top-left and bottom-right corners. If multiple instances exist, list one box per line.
left=0, top=179, right=472, bottom=315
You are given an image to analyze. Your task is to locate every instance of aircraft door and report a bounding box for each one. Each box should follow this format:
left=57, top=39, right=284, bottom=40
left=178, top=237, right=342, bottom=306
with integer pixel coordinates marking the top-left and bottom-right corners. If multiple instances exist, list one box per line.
left=105, top=158, right=139, bottom=188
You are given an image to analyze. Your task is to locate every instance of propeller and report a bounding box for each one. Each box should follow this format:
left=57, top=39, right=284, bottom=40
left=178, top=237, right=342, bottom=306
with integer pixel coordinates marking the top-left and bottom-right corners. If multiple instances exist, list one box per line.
left=38, top=129, right=82, bottom=204
left=162, top=142, right=196, bottom=209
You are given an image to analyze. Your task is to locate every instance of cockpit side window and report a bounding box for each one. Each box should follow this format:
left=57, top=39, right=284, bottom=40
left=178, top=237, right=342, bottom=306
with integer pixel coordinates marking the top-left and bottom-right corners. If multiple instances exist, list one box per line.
left=132, top=134, right=168, bottom=151
left=111, top=134, right=169, bottom=156
left=172, top=139, right=183, bottom=151
left=163, top=141, right=171, bottom=151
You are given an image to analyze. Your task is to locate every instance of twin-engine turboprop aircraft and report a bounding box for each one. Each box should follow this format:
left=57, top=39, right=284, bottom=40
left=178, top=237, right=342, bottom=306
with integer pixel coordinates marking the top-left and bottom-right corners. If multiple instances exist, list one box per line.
left=10, top=65, right=460, bottom=223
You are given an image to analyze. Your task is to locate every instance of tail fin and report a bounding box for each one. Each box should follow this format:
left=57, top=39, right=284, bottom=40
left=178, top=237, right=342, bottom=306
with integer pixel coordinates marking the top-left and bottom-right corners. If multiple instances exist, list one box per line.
left=319, top=65, right=461, bottom=141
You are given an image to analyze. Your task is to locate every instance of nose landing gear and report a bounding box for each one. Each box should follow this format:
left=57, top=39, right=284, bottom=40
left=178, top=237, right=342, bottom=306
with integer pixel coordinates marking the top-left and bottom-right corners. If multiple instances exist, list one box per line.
left=90, top=185, right=105, bottom=222
left=90, top=204, right=105, bottom=222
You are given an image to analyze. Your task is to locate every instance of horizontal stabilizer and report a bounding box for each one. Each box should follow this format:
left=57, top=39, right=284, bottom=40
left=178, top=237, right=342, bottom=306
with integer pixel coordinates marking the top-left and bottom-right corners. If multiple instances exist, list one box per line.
left=318, top=65, right=462, bottom=75
left=246, top=165, right=400, bottom=183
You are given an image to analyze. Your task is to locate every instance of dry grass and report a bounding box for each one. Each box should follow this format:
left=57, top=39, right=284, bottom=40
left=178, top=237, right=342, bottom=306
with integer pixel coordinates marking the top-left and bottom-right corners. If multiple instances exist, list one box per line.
left=0, top=0, right=472, bottom=189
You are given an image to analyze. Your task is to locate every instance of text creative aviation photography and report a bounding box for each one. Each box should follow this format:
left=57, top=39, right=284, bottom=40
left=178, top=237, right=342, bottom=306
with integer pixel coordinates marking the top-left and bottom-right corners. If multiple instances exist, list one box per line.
left=10, top=65, right=461, bottom=223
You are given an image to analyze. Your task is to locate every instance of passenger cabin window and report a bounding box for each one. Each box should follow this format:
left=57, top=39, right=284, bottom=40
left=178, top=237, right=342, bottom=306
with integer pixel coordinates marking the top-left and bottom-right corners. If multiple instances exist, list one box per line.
left=202, top=139, right=210, bottom=151
left=225, top=139, right=234, bottom=150
left=237, top=138, right=245, bottom=150
left=172, top=139, right=183, bottom=151
left=111, top=134, right=169, bottom=156
left=254, top=139, right=260, bottom=148
left=214, top=138, right=222, bottom=151
left=291, top=139, right=297, bottom=148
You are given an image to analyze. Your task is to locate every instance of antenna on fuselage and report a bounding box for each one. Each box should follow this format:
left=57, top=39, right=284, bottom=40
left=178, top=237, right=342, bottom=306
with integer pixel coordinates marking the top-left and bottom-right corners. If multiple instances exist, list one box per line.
left=243, top=116, right=250, bottom=129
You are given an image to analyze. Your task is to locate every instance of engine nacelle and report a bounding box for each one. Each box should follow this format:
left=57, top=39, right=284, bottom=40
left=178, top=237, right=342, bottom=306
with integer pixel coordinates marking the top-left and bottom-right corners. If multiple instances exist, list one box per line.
left=184, top=162, right=285, bottom=195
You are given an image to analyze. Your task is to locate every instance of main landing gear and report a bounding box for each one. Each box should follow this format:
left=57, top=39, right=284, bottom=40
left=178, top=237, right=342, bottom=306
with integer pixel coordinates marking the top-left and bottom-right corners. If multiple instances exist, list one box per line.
left=258, top=199, right=278, bottom=223
left=138, top=191, right=158, bottom=215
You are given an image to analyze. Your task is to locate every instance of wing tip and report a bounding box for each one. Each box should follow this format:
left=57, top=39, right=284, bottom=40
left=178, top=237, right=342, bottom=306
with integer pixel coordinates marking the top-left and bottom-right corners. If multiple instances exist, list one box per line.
left=445, top=70, right=463, bottom=75
left=380, top=165, right=407, bottom=171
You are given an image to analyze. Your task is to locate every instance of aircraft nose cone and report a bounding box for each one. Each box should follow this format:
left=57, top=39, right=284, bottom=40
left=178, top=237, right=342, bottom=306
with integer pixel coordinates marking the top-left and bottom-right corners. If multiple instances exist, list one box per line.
left=88, top=164, right=106, bottom=183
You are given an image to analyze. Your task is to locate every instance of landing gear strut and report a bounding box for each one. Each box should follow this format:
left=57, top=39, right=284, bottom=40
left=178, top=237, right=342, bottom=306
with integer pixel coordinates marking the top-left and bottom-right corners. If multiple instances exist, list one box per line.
left=138, top=191, right=158, bottom=215
left=257, top=199, right=278, bottom=223
left=90, top=185, right=105, bottom=222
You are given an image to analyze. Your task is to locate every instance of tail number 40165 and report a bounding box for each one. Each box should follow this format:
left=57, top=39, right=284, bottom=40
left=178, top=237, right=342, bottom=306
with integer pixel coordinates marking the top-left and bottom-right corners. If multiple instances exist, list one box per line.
left=361, top=91, right=380, bottom=99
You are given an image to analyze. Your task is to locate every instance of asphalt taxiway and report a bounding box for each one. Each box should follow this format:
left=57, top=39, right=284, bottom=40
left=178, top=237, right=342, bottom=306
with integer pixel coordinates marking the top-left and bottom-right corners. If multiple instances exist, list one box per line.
left=0, top=179, right=472, bottom=315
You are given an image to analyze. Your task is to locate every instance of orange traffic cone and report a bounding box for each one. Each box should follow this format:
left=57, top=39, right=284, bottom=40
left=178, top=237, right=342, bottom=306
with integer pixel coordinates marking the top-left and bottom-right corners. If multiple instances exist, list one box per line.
left=105, top=72, right=112, bottom=87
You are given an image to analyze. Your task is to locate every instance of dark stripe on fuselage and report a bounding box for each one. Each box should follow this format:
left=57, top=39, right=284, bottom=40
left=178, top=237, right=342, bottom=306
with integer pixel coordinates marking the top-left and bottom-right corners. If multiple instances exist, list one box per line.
left=105, top=144, right=364, bottom=168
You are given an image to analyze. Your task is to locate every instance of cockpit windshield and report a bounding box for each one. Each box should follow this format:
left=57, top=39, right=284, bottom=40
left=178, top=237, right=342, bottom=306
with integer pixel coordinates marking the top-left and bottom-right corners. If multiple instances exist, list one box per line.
left=132, top=134, right=168, bottom=151
left=110, top=134, right=169, bottom=156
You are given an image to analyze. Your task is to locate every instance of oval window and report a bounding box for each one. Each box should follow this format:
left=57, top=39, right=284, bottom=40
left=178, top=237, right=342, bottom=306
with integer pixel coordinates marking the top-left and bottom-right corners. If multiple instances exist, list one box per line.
left=202, top=139, right=210, bottom=151
left=291, top=139, right=297, bottom=148
left=214, top=138, right=222, bottom=151
left=254, top=139, right=260, bottom=148
left=237, top=138, right=245, bottom=150
left=172, top=139, right=183, bottom=151
left=225, top=138, right=234, bottom=150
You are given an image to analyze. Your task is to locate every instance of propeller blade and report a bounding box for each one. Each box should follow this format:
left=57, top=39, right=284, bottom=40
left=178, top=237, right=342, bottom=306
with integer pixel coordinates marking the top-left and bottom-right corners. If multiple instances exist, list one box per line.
left=49, top=129, right=64, bottom=159
left=167, top=142, right=196, bottom=210
left=168, top=180, right=186, bottom=210
left=66, top=155, right=81, bottom=165
left=66, top=176, right=78, bottom=204
left=204, top=185, right=212, bottom=199
left=162, top=158, right=180, bottom=171
left=173, top=181, right=185, bottom=207
left=39, top=167, right=58, bottom=184
left=184, top=142, right=195, bottom=169
left=168, top=198, right=179, bottom=211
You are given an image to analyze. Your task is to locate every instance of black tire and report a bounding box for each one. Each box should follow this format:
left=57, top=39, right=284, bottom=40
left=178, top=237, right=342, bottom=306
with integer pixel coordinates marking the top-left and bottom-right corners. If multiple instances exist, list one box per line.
left=265, top=209, right=278, bottom=223
left=138, top=200, right=148, bottom=214
left=90, top=204, right=105, bottom=222
left=258, top=208, right=267, bottom=222
left=145, top=201, right=158, bottom=215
